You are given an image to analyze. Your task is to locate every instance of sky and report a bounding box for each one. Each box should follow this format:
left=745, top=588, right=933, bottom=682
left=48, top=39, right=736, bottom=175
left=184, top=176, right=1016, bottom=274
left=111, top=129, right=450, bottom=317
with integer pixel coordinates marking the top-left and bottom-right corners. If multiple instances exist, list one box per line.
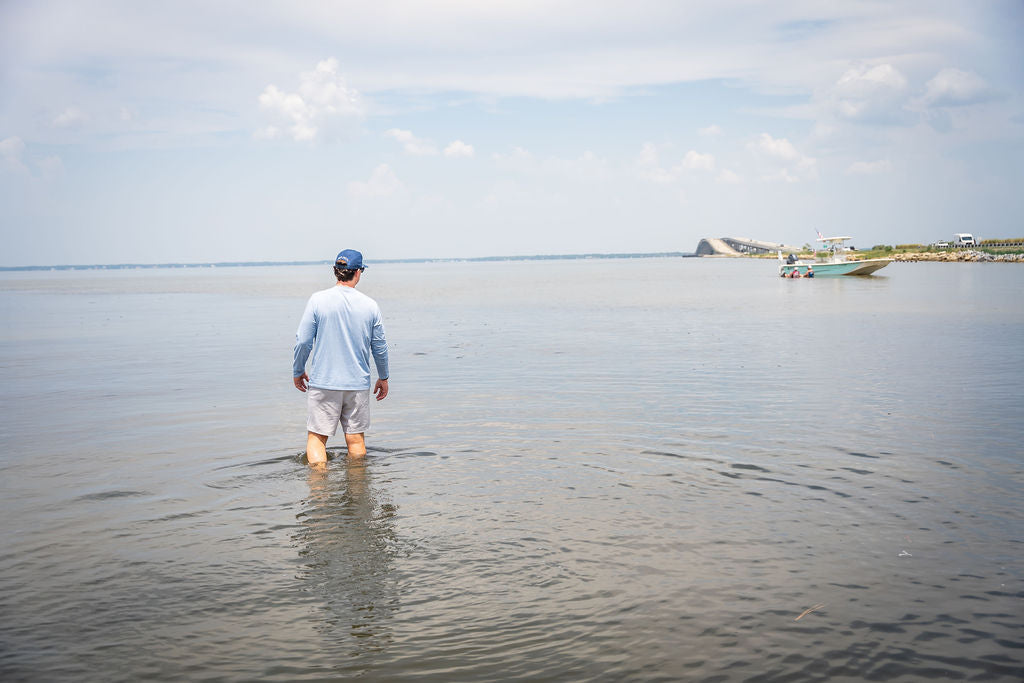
left=1, top=0, right=1022, bottom=266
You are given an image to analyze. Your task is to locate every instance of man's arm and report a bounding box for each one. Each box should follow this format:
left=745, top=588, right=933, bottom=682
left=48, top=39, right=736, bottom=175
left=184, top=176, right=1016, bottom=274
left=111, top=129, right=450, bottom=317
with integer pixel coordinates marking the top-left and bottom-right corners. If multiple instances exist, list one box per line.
left=370, top=310, right=389, bottom=385
left=293, top=298, right=316, bottom=391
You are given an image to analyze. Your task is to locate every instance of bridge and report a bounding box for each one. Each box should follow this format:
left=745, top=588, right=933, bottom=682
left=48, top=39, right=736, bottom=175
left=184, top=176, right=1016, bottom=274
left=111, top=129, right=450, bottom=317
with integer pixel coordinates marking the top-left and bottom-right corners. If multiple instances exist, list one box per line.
left=695, top=236, right=802, bottom=256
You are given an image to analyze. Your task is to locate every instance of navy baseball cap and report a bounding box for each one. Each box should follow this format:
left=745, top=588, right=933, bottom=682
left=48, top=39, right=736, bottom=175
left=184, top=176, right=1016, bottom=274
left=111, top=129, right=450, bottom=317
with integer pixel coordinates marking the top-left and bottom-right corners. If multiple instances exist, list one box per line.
left=335, top=249, right=366, bottom=270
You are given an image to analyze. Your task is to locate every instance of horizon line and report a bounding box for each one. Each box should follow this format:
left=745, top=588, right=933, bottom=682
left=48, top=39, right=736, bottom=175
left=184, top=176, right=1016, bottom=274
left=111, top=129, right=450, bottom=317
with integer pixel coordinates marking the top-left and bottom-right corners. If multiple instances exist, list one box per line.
left=0, top=251, right=696, bottom=272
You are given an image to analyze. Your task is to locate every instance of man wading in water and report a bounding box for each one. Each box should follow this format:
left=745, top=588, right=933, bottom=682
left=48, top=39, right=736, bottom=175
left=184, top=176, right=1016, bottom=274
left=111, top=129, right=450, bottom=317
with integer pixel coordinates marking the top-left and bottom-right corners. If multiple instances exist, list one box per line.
left=293, top=249, right=390, bottom=467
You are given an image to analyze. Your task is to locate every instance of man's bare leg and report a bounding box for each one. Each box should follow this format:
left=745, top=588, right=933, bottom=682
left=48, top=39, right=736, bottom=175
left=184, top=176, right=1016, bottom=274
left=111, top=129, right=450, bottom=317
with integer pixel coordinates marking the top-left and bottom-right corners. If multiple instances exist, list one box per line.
left=344, top=432, right=367, bottom=457
left=306, top=431, right=328, bottom=467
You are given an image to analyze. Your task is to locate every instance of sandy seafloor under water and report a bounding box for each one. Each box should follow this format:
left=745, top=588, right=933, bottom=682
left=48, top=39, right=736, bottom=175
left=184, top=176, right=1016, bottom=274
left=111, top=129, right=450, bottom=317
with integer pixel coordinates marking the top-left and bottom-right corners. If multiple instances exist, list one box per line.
left=1, top=258, right=1022, bottom=681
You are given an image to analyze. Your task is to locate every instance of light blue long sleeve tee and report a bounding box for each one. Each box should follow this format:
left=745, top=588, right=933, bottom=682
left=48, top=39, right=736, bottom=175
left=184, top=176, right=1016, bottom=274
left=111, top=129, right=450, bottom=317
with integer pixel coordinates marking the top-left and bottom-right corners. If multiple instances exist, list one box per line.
left=293, top=285, right=390, bottom=391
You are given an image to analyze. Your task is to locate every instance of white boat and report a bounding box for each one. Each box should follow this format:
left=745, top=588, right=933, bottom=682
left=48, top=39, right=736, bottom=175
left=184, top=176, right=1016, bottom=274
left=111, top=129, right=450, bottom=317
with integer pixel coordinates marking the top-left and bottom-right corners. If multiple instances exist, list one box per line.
left=779, top=236, right=891, bottom=277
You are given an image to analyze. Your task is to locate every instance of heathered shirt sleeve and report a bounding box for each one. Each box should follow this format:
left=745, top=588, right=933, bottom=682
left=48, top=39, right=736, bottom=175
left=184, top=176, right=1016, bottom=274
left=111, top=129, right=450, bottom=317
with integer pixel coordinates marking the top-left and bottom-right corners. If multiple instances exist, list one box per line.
left=371, top=307, right=389, bottom=380
left=292, top=296, right=316, bottom=378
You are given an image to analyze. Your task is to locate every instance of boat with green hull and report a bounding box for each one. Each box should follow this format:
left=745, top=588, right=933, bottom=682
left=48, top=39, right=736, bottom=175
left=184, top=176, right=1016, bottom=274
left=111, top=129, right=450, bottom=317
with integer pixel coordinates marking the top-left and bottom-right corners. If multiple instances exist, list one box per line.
left=779, top=236, right=890, bottom=277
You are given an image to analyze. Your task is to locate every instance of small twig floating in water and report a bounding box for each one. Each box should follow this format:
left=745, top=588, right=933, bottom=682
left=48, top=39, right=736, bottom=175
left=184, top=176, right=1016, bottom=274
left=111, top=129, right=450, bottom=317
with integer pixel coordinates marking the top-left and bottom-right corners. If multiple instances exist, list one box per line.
left=795, top=603, right=825, bottom=621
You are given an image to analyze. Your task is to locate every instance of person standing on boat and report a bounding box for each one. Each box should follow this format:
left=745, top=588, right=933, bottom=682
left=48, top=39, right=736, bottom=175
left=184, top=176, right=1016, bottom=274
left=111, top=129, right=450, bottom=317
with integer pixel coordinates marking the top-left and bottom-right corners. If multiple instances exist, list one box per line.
left=293, top=249, right=390, bottom=466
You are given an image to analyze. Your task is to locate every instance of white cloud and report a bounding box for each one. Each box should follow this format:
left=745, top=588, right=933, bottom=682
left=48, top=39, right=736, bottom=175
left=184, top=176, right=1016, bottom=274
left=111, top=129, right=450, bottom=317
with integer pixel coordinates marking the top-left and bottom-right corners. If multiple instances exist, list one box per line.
left=13, top=2, right=997, bottom=102
left=923, top=68, right=994, bottom=107
left=239, top=4, right=986, bottom=102
left=0, top=136, right=63, bottom=180
left=751, top=133, right=816, bottom=181
left=824, top=63, right=910, bottom=124
left=258, top=58, right=363, bottom=142
left=837, top=63, right=907, bottom=92
left=638, top=167, right=677, bottom=185
left=847, top=159, right=892, bottom=175
left=760, top=168, right=800, bottom=184
left=492, top=146, right=537, bottom=174
left=385, top=128, right=438, bottom=155
left=699, top=124, right=722, bottom=137
left=255, top=125, right=281, bottom=140
left=634, top=143, right=676, bottom=184
left=444, top=140, right=474, bottom=158
left=753, top=133, right=802, bottom=163
left=635, top=144, right=715, bottom=183
left=53, top=106, right=87, bottom=129
left=636, top=142, right=658, bottom=167
left=1, top=136, right=26, bottom=164
left=681, top=150, right=715, bottom=171
left=35, top=155, right=65, bottom=180
left=259, top=85, right=316, bottom=140
left=716, top=169, right=742, bottom=184
left=348, top=163, right=404, bottom=198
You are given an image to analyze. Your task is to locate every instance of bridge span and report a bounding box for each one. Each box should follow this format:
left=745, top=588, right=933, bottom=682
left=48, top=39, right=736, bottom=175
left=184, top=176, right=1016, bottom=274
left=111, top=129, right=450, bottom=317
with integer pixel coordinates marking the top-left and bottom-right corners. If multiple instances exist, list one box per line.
left=695, top=237, right=801, bottom=256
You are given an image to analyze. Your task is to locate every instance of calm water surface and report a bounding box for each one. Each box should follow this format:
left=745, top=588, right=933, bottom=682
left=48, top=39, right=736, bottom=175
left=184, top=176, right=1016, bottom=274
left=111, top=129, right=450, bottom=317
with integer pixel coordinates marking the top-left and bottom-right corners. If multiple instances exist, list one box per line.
left=1, top=259, right=1022, bottom=681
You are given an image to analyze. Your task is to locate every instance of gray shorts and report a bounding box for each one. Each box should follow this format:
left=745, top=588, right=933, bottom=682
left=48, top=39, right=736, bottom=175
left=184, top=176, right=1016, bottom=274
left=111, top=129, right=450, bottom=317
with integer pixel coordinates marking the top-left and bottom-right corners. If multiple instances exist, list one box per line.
left=306, top=387, right=371, bottom=436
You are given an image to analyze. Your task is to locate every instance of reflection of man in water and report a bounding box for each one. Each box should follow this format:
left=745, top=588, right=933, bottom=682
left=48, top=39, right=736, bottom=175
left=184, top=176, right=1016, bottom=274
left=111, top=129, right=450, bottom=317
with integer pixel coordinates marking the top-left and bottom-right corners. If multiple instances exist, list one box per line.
left=293, top=249, right=390, bottom=466
left=299, top=457, right=398, bottom=651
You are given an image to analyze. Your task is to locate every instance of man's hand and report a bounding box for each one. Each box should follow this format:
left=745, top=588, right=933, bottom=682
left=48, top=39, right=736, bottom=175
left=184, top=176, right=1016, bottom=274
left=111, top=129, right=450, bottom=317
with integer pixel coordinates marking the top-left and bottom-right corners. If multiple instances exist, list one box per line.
left=294, top=372, right=309, bottom=392
left=374, top=378, right=389, bottom=401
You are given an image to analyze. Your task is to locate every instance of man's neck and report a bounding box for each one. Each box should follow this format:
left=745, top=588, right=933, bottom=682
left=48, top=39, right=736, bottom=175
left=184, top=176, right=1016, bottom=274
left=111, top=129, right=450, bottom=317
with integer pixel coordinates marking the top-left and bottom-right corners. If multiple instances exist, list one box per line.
left=335, top=269, right=361, bottom=288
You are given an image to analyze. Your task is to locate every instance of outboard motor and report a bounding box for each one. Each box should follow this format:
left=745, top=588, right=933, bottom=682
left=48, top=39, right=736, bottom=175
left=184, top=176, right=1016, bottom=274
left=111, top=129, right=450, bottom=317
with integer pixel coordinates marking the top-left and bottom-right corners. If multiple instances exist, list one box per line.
left=786, top=253, right=798, bottom=264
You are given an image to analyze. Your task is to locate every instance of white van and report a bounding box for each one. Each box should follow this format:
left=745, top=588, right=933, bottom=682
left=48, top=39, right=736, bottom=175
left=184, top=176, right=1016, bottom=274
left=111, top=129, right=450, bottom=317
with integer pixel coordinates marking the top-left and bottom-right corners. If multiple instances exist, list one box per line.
left=953, top=233, right=976, bottom=247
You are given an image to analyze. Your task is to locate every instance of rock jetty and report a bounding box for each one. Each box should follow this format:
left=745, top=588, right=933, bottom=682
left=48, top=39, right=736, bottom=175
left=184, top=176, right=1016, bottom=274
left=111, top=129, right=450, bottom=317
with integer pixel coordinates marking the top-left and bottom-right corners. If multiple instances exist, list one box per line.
left=891, top=250, right=1024, bottom=263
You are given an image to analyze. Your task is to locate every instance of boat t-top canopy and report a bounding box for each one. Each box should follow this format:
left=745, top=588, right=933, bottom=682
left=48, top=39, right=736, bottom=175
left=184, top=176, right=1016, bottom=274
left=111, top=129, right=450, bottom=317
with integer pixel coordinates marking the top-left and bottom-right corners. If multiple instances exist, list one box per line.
left=816, top=236, right=852, bottom=242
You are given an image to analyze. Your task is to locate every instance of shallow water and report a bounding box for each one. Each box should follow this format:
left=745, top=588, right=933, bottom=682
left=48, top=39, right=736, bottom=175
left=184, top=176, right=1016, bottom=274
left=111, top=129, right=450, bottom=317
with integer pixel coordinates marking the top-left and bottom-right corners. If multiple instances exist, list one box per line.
left=1, top=259, right=1022, bottom=680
